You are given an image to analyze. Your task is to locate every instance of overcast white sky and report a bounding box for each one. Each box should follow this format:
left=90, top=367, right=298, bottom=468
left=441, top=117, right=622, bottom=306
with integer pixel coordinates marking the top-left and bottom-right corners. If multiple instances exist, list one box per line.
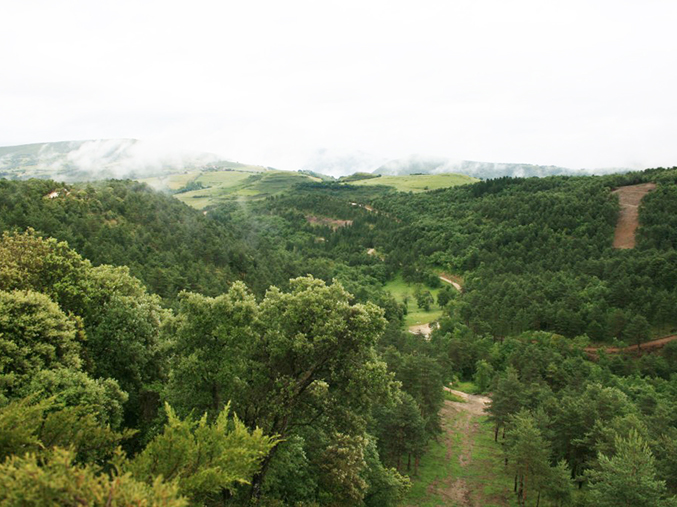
left=2, top=0, right=676, bottom=171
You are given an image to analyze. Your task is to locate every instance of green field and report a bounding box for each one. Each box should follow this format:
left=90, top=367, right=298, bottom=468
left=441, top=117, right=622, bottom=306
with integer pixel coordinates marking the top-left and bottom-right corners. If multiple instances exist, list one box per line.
left=348, top=173, right=477, bottom=192
left=384, top=274, right=444, bottom=327
left=450, top=381, right=478, bottom=395
left=143, top=168, right=321, bottom=209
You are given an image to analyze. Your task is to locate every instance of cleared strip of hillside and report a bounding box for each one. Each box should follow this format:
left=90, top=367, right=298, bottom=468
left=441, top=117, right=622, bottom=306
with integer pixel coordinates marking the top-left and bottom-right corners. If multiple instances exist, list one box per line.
left=403, top=389, right=512, bottom=507
left=612, top=183, right=656, bottom=249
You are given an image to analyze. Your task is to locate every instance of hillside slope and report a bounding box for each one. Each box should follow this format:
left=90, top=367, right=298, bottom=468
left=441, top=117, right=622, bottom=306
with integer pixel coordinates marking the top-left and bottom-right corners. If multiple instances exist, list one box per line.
left=0, top=178, right=301, bottom=299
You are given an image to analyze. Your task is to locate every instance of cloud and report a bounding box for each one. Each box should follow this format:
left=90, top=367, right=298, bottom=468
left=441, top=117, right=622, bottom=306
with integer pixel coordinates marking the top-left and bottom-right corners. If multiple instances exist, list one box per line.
left=1, top=1, right=676, bottom=172
left=10, top=139, right=219, bottom=181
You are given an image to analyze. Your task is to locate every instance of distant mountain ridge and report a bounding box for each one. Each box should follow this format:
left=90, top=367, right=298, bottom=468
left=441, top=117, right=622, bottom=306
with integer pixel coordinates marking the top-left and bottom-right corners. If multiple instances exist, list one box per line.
left=373, top=154, right=632, bottom=179
left=0, top=139, right=635, bottom=182
left=0, top=139, right=249, bottom=182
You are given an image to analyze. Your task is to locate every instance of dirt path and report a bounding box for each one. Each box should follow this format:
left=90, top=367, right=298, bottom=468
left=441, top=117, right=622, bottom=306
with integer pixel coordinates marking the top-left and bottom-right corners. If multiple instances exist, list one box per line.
left=585, top=334, right=677, bottom=357
left=440, top=275, right=463, bottom=292
left=422, top=389, right=496, bottom=507
left=612, top=182, right=656, bottom=249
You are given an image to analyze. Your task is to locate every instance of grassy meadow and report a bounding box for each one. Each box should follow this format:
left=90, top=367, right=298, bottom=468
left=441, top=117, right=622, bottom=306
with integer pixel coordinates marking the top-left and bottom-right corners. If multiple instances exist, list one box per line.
left=143, top=168, right=321, bottom=209
left=384, top=274, right=444, bottom=328
left=348, top=173, right=478, bottom=192
left=402, top=413, right=517, bottom=507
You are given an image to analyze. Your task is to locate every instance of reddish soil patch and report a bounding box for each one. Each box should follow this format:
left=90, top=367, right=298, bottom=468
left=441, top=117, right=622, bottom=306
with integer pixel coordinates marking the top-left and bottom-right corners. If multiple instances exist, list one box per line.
left=305, top=215, right=353, bottom=229
left=612, top=183, right=656, bottom=249
left=585, top=334, right=677, bottom=358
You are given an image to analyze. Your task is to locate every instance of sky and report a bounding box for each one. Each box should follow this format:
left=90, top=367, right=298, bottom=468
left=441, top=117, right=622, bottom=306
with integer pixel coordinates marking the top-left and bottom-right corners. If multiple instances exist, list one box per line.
left=2, top=0, right=677, bottom=173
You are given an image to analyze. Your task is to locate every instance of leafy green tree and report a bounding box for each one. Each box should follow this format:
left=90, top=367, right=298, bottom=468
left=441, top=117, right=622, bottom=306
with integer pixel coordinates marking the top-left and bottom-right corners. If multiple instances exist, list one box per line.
left=504, top=410, right=552, bottom=506
left=473, top=359, right=495, bottom=393
left=316, top=433, right=368, bottom=505
left=545, top=460, right=573, bottom=507
left=0, top=229, right=90, bottom=313
left=0, top=231, right=170, bottom=435
left=0, top=447, right=185, bottom=507
left=0, top=396, right=132, bottom=463
left=166, top=282, right=258, bottom=418
left=167, top=276, right=391, bottom=499
left=0, top=290, right=82, bottom=398
left=394, top=353, right=444, bottom=438
left=260, top=434, right=317, bottom=505
left=488, top=367, right=524, bottom=441
left=437, top=285, right=456, bottom=308
left=587, top=430, right=677, bottom=507
left=81, top=264, right=170, bottom=431
left=623, top=314, right=651, bottom=353
left=362, top=437, right=410, bottom=507
left=130, top=403, right=277, bottom=505
left=19, top=369, right=127, bottom=428
left=415, top=288, right=434, bottom=311
left=373, top=392, right=426, bottom=472
left=249, top=277, right=390, bottom=497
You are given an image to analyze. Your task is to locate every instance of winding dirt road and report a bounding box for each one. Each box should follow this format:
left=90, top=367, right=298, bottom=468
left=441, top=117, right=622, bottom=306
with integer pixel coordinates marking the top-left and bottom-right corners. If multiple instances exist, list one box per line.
left=584, top=334, right=677, bottom=357
left=439, top=275, right=463, bottom=293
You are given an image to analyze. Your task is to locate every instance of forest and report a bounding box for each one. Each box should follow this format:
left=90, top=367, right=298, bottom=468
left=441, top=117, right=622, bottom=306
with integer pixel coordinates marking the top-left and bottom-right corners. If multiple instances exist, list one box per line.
left=1, top=167, right=677, bottom=506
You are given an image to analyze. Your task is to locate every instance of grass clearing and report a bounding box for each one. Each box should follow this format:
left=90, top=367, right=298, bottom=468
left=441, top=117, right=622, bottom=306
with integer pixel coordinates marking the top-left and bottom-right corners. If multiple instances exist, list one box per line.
left=464, top=417, right=518, bottom=506
left=443, top=390, right=466, bottom=403
left=452, top=381, right=479, bottom=395
left=384, top=274, right=444, bottom=327
left=403, top=425, right=462, bottom=506
left=349, top=173, right=477, bottom=193
left=402, top=408, right=516, bottom=507
left=145, top=169, right=321, bottom=209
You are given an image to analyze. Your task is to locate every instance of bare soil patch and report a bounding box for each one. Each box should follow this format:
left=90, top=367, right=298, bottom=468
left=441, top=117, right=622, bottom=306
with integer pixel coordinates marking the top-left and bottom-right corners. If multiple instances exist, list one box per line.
left=408, top=322, right=438, bottom=338
left=612, top=183, right=656, bottom=249
left=305, top=215, right=353, bottom=229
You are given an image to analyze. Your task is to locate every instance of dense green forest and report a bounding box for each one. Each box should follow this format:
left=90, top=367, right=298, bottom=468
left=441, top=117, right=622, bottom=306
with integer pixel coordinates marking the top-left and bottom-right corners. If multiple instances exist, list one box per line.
left=1, top=168, right=677, bottom=505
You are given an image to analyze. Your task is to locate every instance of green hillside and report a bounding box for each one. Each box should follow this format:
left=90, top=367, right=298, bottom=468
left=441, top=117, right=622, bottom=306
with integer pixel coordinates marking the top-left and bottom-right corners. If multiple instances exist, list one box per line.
left=146, top=168, right=322, bottom=208
left=347, top=172, right=478, bottom=192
